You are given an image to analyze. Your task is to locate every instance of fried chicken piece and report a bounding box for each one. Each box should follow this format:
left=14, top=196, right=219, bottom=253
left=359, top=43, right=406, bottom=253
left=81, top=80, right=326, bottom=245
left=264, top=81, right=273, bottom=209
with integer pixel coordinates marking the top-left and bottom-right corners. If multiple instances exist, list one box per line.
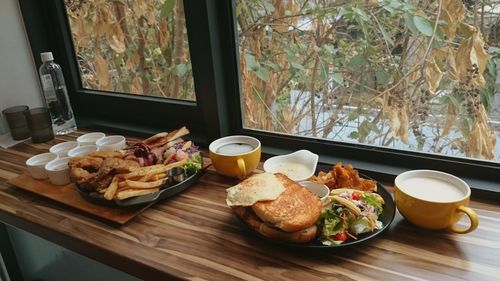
left=334, top=163, right=355, bottom=188
left=70, top=168, right=94, bottom=185
left=80, top=174, right=114, bottom=192
left=99, top=158, right=139, bottom=175
left=69, top=156, right=103, bottom=171
left=79, top=158, right=139, bottom=192
left=69, top=156, right=104, bottom=184
left=87, top=151, right=124, bottom=159
left=310, top=162, right=377, bottom=192
left=342, top=163, right=377, bottom=191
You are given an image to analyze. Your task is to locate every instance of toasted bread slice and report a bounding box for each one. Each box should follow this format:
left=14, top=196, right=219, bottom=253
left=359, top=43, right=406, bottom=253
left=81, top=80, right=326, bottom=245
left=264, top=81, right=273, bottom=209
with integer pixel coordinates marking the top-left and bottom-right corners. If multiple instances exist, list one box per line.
left=165, top=126, right=189, bottom=142
left=251, top=173, right=322, bottom=232
left=233, top=206, right=317, bottom=243
left=144, top=127, right=190, bottom=148
left=226, top=173, right=285, bottom=207
left=143, top=132, right=168, bottom=145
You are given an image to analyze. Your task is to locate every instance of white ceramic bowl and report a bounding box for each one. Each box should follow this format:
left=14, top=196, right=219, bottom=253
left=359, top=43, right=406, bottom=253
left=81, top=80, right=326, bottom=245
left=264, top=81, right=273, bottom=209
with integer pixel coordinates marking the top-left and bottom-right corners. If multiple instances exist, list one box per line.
left=45, top=157, right=71, bottom=185
left=49, top=141, right=79, bottom=157
left=68, top=145, right=99, bottom=157
left=300, top=181, right=329, bottom=202
left=263, top=150, right=319, bottom=181
left=26, top=152, right=58, bottom=179
left=96, top=135, right=126, bottom=151
left=77, top=132, right=105, bottom=146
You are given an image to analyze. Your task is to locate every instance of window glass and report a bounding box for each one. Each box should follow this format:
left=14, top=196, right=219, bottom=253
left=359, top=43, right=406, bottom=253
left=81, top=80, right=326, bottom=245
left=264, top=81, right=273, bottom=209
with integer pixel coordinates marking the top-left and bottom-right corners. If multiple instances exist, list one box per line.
left=65, top=0, right=195, bottom=100
left=237, top=0, right=500, bottom=162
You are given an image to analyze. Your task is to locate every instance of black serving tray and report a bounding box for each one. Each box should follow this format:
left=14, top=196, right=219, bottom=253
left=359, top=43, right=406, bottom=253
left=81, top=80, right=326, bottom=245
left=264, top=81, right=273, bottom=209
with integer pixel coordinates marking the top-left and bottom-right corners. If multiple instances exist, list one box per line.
left=76, top=168, right=205, bottom=207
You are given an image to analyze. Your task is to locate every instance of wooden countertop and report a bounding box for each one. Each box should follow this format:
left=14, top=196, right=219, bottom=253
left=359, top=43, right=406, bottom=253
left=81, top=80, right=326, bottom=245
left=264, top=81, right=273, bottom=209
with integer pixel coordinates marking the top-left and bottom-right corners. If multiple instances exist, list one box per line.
left=1, top=132, right=499, bottom=281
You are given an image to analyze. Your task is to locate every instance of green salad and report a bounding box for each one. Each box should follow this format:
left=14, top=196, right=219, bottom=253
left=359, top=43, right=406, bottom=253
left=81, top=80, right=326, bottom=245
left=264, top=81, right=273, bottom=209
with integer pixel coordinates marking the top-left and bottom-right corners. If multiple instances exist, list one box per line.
left=182, top=151, right=202, bottom=177
left=317, top=189, right=385, bottom=245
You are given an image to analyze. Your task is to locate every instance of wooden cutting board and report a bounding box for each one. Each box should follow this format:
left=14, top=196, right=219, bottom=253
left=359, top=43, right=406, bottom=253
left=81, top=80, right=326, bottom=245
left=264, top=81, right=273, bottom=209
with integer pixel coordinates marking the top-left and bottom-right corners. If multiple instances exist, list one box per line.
left=8, top=174, right=153, bottom=224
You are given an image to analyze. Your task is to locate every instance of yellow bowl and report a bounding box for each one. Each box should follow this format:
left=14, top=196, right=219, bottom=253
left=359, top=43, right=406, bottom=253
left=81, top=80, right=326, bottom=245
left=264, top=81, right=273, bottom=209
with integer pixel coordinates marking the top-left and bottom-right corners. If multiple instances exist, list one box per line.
left=394, top=170, right=478, bottom=234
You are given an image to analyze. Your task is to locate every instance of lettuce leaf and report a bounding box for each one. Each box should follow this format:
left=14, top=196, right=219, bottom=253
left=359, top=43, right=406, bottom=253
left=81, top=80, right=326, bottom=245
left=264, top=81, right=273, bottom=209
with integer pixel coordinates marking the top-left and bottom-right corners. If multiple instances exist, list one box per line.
left=361, top=193, right=383, bottom=215
left=184, top=152, right=202, bottom=176
left=317, top=204, right=346, bottom=242
left=189, top=151, right=202, bottom=164
left=184, top=162, right=201, bottom=176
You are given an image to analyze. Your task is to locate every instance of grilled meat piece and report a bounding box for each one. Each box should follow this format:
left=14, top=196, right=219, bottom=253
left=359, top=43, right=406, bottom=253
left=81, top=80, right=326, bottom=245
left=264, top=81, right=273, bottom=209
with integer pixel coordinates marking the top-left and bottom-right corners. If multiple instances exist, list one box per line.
left=73, top=157, right=139, bottom=192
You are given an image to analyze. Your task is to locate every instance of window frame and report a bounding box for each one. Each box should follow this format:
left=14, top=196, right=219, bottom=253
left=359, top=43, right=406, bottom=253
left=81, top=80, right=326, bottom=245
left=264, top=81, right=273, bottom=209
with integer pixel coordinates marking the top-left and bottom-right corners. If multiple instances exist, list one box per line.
left=18, top=0, right=500, bottom=194
left=18, top=0, right=231, bottom=143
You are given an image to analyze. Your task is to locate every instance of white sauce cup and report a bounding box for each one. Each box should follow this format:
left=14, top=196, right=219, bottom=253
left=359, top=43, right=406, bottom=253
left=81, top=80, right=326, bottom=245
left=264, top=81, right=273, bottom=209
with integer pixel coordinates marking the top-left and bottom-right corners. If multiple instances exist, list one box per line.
left=96, top=135, right=126, bottom=151
left=26, top=152, right=58, bottom=179
left=263, top=150, right=318, bottom=182
left=300, top=181, right=329, bottom=202
left=49, top=141, right=79, bottom=157
left=77, top=132, right=105, bottom=146
left=68, top=145, right=99, bottom=157
left=45, top=157, right=71, bottom=185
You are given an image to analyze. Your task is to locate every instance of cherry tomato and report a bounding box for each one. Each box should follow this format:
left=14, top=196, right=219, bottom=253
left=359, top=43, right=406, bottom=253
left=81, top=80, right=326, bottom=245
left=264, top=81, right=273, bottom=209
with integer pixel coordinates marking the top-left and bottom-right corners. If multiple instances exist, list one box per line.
left=351, top=192, right=361, bottom=200
left=333, top=232, right=347, bottom=241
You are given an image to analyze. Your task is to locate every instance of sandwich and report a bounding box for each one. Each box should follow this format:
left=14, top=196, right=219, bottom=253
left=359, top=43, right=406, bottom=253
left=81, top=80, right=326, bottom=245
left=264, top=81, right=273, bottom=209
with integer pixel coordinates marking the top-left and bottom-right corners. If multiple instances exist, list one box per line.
left=227, top=173, right=322, bottom=243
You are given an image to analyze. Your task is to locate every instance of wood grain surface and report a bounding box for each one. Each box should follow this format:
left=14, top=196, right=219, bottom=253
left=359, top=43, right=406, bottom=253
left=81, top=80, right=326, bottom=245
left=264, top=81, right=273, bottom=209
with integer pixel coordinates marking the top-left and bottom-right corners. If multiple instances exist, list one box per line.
left=7, top=174, right=152, bottom=224
left=1, top=132, right=499, bottom=281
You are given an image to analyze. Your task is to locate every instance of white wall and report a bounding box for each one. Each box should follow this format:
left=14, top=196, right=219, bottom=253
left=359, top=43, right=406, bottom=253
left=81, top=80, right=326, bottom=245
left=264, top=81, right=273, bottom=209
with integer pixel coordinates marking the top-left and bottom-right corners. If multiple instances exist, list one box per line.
left=0, top=0, right=43, bottom=134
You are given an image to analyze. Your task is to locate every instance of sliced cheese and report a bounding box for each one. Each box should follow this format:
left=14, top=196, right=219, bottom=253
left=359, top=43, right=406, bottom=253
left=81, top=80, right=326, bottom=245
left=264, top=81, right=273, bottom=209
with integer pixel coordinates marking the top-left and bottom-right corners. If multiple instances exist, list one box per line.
left=226, top=173, right=285, bottom=206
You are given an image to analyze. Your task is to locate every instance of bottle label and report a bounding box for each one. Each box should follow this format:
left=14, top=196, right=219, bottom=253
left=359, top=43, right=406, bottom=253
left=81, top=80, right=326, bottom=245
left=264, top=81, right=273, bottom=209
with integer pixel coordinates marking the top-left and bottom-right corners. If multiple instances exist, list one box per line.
left=41, top=74, right=56, bottom=99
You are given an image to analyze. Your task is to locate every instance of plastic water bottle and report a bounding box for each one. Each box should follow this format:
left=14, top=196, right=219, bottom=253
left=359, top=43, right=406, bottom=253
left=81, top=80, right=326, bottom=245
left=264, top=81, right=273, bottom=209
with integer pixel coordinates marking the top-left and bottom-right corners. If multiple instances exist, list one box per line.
left=39, top=52, right=77, bottom=135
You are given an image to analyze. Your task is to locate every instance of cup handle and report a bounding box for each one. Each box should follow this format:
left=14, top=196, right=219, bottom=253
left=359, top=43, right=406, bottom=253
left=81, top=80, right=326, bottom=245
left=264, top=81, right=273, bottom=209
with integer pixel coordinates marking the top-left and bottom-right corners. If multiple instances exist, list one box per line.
left=236, top=158, right=247, bottom=180
left=449, top=205, right=478, bottom=234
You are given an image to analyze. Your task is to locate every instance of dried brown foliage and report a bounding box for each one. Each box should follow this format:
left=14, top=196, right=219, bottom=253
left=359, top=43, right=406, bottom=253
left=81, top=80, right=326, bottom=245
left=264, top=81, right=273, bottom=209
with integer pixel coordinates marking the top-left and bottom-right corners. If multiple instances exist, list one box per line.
left=238, top=0, right=499, bottom=161
left=65, top=0, right=195, bottom=100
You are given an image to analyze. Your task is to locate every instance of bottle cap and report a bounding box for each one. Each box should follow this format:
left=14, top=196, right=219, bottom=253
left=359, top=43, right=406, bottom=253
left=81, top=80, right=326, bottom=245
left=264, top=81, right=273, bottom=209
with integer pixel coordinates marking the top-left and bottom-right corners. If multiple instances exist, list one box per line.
left=40, top=52, right=54, bottom=62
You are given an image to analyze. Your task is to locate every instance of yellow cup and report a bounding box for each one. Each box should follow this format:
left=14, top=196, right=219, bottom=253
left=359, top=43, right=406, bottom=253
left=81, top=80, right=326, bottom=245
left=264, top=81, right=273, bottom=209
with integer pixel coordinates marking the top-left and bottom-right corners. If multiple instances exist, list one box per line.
left=209, top=136, right=261, bottom=180
left=394, top=170, right=478, bottom=234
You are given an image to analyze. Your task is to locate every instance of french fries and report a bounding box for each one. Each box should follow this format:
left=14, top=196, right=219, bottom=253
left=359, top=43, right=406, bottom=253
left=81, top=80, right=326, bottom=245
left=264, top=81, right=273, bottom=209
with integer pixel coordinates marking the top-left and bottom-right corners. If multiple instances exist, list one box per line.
left=125, top=178, right=167, bottom=189
left=181, top=141, right=192, bottom=151
left=123, top=164, right=168, bottom=179
left=115, top=188, right=160, bottom=200
left=165, top=158, right=188, bottom=169
left=103, top=177, right=119, bottom=200
left=100, top=164, right=170, bottom=201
